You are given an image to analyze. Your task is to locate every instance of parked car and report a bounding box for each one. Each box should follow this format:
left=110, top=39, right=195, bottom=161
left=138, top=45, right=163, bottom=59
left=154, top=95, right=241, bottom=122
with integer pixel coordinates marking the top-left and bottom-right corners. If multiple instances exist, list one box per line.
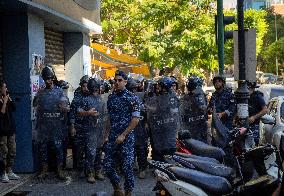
left=260, top=96, right=284, bottom=152
left=263, top=73, right=277, bottom=84
left=258, top=84, right=284, bottom=104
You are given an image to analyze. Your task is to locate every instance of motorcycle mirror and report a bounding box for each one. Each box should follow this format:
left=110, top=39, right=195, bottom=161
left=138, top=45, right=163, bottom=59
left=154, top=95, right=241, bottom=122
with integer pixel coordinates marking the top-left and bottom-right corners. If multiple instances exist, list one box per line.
left=261, top=114, right=276, bottom=125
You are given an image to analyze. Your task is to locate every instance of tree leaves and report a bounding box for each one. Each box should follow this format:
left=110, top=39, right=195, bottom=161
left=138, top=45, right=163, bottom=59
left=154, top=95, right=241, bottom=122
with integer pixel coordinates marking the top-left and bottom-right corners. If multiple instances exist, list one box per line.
left=100, top=0, right=218, bottom=75
left=101, top=1, right=269, bottom=76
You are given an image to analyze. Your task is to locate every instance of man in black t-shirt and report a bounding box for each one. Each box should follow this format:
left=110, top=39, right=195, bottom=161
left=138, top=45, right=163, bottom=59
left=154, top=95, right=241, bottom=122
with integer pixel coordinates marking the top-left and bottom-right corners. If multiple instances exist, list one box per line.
left=248, top=81, right=268, bottom=146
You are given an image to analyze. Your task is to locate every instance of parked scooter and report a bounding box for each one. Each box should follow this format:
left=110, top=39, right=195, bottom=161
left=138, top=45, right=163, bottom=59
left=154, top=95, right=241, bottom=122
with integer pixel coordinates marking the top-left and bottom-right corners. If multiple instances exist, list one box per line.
left=177, top=129, right=226, bottom=162
left=150, top=143, right=281, bottom=196
left=150, top=112, right=283, bottom=196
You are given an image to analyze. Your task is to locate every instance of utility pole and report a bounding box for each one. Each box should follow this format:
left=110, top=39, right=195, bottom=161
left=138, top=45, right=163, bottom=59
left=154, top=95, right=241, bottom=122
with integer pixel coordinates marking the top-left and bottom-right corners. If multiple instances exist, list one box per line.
left=217, top=0, right=224, bottom=75
left=235, top=0, right=249, bottom=128
left=275, top=13, right=278, bottom=76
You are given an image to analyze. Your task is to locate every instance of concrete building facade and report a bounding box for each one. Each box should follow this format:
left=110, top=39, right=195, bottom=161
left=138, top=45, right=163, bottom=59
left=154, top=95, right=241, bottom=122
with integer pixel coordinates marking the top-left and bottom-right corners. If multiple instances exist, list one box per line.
left=0, top=0, right=101, bottom=172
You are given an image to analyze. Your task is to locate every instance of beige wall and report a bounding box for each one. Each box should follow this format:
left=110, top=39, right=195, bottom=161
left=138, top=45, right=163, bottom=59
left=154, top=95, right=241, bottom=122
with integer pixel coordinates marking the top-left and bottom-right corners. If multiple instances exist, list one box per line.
left=273, top=4, right=284, bottom=16
left=32, top=0, right=100, bottom=25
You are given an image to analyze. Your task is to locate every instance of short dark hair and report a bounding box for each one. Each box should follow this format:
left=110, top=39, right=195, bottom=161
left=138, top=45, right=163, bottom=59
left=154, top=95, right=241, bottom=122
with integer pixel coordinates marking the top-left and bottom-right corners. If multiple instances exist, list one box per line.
left=0, top=80, right=5, bottom=88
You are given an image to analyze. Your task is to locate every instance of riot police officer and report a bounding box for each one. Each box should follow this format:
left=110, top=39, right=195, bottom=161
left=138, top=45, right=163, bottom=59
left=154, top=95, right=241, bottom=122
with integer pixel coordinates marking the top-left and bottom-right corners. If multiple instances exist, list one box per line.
left=104, top=70, right=142, bottom=196
left=208, top=75, right=236, bottom=130
left=126, top=78, right=148, bottom=179
left=247, top=81, right=268, bottom=145
left=180, top=76, right=208, bottom=143
left=208, top=75, right=236, bottom=167
left=77, top=78, right=105, bottom=183
left=170, top=76, right=179, bottom=95
left=33, top=66, right=69, bottom=180
left=69, top=75, right=89, bottom=175
left=145, top=76, right=179, bottom=161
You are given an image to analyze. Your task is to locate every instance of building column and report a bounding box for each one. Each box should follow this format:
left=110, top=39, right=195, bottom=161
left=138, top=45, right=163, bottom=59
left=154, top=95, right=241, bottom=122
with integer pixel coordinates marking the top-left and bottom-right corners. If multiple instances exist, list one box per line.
left=64, top=32, right=91, bottom=100
left=1, top=13, right=44, bottom=172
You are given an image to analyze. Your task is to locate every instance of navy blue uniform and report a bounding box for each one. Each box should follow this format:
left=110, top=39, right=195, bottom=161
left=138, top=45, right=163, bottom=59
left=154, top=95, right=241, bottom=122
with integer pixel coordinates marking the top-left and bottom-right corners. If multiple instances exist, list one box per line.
left=104, top=89, right=142, bottom=192
left=249, top=91, right=266, bottom=145
left=208, top=88, right=236, bottom=167
left=70, top=88, right=88, bottom=170
left=134, top=92, right=148, bottom=172
left=34, top=87, right=68, bottom=167
left=208, top=88, right=236, bottom=130
left=78, top=94, right=105, bottom=174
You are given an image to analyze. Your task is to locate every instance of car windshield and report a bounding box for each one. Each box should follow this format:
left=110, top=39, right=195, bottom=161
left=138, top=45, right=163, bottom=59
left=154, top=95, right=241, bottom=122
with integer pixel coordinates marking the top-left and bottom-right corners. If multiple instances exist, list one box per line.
left=270, top=89, right=284, bottom=100
left=264, top=73, right=273, bottom=77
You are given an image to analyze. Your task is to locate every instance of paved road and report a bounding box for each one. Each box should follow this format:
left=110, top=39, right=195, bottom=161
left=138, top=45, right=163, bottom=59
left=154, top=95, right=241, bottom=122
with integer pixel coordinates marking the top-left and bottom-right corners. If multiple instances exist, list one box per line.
left=13, top=170, right=157, bottom=196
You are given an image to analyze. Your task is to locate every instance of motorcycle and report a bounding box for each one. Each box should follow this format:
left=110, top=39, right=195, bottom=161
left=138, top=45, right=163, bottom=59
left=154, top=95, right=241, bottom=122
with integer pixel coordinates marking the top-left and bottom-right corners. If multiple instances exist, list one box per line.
left=150, top=112, right=283, bottom=196
left=150, top=144, right=282, bottom=195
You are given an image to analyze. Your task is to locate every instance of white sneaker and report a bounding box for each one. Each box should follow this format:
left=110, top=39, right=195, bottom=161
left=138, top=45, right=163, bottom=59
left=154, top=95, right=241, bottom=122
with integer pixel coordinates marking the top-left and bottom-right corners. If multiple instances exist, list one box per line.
left=7, top=171, right=20, bottom=180
left=1, top=173, right=9, bottom=183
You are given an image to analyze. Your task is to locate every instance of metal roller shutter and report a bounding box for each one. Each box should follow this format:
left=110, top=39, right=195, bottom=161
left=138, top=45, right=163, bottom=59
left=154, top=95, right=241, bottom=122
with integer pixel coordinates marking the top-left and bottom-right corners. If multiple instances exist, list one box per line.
left=0, top=37, right=3, bottom=80
left=44, top=28, right=65, bottom=80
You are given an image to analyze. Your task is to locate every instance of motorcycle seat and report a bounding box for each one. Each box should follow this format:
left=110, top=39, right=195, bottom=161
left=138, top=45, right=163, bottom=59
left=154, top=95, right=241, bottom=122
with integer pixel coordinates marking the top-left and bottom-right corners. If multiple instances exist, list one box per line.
left=169, top=166, right=232, bottom=195
left=173, top=155, right=235, bottom=181
left=175, top=152, right=220, bottom=164
left=184, top=139, right=226, bottom=162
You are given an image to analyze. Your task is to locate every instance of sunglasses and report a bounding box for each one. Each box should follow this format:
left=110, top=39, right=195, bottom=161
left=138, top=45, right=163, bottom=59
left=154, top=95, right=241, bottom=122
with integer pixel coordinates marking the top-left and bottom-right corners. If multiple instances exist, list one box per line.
left=114, top=79, right=124, bottom=83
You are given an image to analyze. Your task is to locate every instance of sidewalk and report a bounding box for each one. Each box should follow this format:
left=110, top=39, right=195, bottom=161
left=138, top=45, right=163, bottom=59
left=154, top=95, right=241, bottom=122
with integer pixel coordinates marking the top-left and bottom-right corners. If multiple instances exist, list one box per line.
left=0, top=174, right=34, bottom=196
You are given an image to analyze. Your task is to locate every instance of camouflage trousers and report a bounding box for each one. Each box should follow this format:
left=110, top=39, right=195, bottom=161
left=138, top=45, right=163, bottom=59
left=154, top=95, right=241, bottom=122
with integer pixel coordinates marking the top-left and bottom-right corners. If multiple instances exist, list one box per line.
left=104, top=135, right=135, bottom=191
left=0, top=134, right=16, bottom=168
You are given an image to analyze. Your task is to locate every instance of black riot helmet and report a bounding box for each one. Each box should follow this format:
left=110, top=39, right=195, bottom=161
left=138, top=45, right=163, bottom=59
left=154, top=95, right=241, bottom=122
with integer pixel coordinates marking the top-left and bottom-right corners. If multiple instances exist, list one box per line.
left=103, top=80, right=111, bottom=93
left=247, top=80, right=258, bottom=88
left=213, top=75, right=226, bottom=85
left=187, top=76, right=200, bottom=91
left=87, top=78, right=101, bottom=94
left=158, top=76, right=173, bottom=91
left=57, top=80, right=69, bottom=90
left=126, top=77, right=139, bottom=92
left=144, top=80, right=156, bottom=94
left=79, top=75, right=90, bottom=86
left=170, top=76, right=179, bottom=89
left=41, top=66, right=56, bottom=81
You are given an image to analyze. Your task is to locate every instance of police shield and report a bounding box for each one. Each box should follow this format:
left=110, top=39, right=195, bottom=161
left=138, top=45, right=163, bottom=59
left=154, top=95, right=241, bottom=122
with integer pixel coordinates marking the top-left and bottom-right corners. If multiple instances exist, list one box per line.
left=135, top=92, right=145, bottom=101
left=35, top=88, right=67, bottom=141
left=101, top=93, right=109, bottom=144
left=211, top=110, right=229, bottom=149
left=134, top=92, right=147, bottom=147
left=179, top=93, right=207, bottom=141
left=145, top=93, right=179, bottom=151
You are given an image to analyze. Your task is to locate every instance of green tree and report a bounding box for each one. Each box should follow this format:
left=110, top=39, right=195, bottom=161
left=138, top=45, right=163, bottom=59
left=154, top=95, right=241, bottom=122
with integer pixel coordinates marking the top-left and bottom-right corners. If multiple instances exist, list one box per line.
left=262, top=37, right=284, bottom=73
left=100, top=2, right=269, bottom=77
left=259, top=7, right=284, bottom=73
left=100, top=0, right=218, bottom=76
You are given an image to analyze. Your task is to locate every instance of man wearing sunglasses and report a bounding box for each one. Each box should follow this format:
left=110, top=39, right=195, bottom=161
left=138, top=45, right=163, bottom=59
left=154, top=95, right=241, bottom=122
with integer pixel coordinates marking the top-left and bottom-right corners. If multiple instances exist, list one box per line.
left=104, top=70, right=142, bottom=196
